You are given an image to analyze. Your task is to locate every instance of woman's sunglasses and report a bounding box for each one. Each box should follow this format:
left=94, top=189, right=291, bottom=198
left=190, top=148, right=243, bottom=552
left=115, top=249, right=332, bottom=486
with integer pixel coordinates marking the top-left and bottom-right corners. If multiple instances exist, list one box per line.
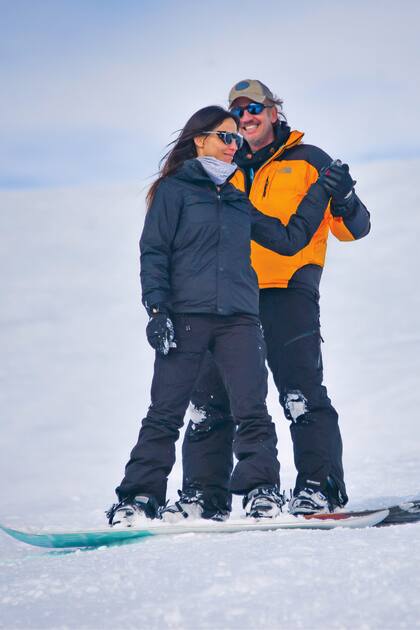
left=202, top=131, right=244, bottom=149
left=230, top=102, right=272, bottom=118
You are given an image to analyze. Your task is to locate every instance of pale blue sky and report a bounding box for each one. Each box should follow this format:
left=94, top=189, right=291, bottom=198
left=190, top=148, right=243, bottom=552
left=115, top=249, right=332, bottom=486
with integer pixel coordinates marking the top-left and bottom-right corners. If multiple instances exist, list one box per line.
left=1, top=0, right=419, bottom=189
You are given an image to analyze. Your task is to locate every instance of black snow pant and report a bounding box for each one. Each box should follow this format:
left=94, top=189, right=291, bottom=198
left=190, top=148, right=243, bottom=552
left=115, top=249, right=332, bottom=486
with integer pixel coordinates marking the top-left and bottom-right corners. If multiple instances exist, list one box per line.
left=116, top=313, right=280, bottom=506
left=182, top=289, right=348, bottom=511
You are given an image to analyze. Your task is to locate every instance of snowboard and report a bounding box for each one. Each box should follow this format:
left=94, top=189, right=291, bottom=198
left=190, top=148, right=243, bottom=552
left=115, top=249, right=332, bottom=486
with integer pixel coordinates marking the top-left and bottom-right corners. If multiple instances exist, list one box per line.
left=1, top=499, right=419, bottom=550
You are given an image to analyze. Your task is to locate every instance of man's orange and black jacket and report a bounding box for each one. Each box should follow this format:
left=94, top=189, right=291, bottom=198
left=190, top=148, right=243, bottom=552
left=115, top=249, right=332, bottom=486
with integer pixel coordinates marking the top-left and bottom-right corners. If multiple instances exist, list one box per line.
left=231, top=123, right=371, bottom=296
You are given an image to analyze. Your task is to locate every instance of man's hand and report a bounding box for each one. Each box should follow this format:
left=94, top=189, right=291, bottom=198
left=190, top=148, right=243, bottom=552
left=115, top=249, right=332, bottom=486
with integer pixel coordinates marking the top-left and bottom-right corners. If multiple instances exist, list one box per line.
left=318, top=160, right=356, bottom=209
left=146, top=307, right=176, bottom=355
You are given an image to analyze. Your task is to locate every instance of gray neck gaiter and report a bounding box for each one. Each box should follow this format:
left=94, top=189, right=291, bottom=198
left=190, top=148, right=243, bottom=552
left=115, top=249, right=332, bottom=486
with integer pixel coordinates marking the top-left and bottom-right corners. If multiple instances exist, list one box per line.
left=196, top=156, right=238, bottom=185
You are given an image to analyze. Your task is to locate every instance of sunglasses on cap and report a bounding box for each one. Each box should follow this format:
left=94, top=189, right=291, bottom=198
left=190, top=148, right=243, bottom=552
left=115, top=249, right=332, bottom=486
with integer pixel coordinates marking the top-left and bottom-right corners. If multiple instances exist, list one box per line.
left=202, top=131, right=244, bottom=149
left=230, top=102, right=272, bottom=118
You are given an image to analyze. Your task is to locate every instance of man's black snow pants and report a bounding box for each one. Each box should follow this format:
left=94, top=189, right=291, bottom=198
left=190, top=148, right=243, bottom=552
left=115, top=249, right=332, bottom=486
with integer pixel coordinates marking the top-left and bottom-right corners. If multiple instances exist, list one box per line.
left=116, top=314, right=280, bottom=506
left=182, top=289, right=348, bottom=511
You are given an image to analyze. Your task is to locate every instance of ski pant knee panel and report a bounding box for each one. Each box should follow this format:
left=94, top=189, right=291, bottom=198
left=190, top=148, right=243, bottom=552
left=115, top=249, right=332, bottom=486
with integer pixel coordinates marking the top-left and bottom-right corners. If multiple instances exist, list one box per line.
left=185, top=408, right=234, bottom=442
left=282, top=388, right=311, bottom=424
left=280, top=384, right=338, bottom=425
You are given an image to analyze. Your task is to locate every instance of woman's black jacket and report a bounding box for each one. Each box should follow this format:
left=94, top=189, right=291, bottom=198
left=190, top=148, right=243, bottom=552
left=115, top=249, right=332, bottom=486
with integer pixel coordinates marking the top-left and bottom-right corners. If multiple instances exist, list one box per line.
left=140, top=159, right=329, bottom=316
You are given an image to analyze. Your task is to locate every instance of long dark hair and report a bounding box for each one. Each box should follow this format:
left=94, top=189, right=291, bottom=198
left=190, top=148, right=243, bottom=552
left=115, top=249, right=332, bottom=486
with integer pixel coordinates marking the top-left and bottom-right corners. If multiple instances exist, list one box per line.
left=146, top=105, right=239, bottom=208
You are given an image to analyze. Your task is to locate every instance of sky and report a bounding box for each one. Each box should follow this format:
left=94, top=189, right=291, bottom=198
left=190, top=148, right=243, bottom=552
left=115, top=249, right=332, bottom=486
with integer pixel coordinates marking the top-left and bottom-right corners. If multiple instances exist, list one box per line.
left=1, top=0, right=420, bottom=189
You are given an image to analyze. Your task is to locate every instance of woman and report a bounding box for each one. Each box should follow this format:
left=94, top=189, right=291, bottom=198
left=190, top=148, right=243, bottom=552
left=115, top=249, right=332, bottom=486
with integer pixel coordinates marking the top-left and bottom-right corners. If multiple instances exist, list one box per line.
left=107, top=106, right=330, bottom=526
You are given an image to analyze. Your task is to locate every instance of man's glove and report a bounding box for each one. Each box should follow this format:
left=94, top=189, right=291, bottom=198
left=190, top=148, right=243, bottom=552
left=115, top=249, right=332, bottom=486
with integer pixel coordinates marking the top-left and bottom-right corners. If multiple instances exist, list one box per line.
left=318, top=160, right=356, bottom=211
left=146, top=307, right=176, bottom=355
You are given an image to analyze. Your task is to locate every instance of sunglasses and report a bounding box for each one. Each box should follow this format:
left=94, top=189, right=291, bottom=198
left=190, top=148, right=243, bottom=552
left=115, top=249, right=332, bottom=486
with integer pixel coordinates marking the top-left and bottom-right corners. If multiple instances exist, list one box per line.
left=202, top=131, right=244, bottom=149
left=230, top=102, right=272, bottom=118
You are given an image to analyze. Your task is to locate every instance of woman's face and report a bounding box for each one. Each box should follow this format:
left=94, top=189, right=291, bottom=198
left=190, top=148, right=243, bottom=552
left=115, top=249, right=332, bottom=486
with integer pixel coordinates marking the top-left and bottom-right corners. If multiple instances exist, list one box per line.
left=194, top=117, right=239, bottom=163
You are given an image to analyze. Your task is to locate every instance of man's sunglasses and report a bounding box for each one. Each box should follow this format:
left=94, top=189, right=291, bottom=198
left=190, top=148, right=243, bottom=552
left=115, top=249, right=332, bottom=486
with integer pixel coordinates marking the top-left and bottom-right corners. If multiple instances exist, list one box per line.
left=230, top=102, right=272, bottom=118
left=202, top=131, right=244, bottom=149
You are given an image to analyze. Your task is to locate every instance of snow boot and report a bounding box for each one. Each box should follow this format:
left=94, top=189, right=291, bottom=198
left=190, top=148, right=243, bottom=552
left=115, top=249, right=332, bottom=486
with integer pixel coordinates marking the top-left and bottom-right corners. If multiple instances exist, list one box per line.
left=160, top=489, right=229, bottom=523
left=288, top=488, right=330, bottom=515
left=289, top=477, right=346, bottom=515
left=243, top=486, right=285, bottom=519
left=106, top=495, right=160, bottom=527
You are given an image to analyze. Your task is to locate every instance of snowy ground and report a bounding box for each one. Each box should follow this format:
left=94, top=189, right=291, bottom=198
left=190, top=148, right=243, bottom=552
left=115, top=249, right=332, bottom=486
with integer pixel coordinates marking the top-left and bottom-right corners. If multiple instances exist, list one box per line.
left=1, top=159, right=419, bottom=629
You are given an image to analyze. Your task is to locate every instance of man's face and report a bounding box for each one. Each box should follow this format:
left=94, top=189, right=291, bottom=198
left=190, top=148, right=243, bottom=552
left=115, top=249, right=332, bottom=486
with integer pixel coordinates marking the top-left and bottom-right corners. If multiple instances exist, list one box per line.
left=231, top=97, right=278, bottom=152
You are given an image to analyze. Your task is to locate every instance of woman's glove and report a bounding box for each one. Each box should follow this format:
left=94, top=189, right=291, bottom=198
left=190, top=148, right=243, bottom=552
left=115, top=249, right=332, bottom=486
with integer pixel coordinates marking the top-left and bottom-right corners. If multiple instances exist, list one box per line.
left=146, top=307, right=176, bottom=355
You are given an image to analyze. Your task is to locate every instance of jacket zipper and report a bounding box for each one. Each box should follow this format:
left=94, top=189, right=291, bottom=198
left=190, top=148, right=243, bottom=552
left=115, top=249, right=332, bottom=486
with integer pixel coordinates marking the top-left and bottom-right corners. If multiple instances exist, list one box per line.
left=216, top=188, right=222, bottom=313
left=263, top=177, right=269, bottom=197
left=250, top=132, right=303, bottom=197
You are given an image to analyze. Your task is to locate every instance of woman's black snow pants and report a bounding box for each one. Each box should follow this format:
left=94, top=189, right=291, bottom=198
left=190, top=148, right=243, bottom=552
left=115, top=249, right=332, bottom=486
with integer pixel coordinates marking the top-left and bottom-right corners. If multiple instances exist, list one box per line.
left=116, top=313, right=280, bottom=506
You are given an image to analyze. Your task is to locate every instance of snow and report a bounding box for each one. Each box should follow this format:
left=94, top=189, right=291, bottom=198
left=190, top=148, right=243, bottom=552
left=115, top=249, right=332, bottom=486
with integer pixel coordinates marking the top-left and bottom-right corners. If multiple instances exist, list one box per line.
left=1, top=160, right=420, bottom=629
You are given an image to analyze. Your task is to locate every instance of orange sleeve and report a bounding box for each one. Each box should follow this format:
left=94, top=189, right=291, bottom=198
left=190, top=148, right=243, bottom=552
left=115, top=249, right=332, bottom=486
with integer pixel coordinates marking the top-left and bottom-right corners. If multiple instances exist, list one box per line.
left=329, top=215, right=357, bottom=241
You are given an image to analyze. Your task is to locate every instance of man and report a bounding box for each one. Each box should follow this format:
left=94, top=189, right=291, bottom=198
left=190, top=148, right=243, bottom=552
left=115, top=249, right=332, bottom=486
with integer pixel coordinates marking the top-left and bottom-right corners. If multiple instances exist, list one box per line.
left=162, top=80, right=371, bottom=521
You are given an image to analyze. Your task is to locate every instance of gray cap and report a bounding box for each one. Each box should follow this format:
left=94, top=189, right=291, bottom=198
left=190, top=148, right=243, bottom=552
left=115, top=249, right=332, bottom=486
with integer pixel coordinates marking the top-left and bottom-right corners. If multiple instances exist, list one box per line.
left=228, top=79, right=275, bottom=106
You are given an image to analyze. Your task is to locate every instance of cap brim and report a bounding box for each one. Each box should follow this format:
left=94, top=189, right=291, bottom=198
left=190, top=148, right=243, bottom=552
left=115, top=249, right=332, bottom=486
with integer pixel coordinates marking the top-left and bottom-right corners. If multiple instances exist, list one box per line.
left=229, top=92, right=266, bottom=106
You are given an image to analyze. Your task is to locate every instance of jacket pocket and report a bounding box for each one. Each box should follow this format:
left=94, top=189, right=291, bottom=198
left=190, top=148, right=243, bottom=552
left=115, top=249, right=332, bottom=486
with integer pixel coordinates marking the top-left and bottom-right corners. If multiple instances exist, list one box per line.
left=183, top=197, right=217, bottom=223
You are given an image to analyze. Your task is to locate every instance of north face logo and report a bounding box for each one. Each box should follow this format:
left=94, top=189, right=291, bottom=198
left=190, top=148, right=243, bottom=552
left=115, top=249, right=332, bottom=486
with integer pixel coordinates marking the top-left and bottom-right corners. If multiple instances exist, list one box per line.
left=279, top=167, right=292, bottom=174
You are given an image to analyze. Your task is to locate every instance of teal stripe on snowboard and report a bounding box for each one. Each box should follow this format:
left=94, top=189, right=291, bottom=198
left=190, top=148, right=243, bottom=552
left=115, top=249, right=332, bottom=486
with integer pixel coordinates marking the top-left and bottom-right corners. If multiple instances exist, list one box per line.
left=0, top=524, right=154, bottom=548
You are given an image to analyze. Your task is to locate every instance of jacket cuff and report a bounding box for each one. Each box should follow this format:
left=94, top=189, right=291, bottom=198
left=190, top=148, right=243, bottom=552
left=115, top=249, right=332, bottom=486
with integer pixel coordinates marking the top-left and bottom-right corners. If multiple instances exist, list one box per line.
left=143, top=294, right=169, bottom=316
left=331, top=192, right=357, bottom=219
left=306, top=180, right=331, bottom=205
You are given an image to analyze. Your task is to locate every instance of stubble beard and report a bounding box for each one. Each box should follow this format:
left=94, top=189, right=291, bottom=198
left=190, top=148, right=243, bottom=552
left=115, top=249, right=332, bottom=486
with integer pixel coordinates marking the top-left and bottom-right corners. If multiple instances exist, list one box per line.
left=245, top=126, right=275, bottom=153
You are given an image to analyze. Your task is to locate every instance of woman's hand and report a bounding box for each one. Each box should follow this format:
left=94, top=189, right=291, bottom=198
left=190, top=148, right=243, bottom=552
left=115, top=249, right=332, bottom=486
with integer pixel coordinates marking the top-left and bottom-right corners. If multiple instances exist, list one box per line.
left=146, top=310, right=176, bottom=355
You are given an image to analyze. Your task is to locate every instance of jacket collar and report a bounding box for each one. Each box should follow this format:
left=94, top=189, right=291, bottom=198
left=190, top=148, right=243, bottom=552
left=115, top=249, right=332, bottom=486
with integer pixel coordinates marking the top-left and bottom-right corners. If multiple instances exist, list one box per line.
left=170, top=159, right=243, bottom=201
left=172, top=159, right=213, bottom=186
left=235, top=123, right=304, bottom=170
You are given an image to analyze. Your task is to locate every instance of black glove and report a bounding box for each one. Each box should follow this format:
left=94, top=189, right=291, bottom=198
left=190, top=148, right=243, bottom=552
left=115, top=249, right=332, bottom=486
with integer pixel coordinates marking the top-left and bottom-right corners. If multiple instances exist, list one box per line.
left=146, top=307, right=176, bottom=355
left=318, top=160, right=356, bottom=208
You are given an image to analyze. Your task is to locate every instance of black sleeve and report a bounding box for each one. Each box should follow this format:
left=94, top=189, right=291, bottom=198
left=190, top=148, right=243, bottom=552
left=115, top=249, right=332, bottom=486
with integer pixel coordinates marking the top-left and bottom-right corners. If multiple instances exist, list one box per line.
left=139, top=181, right=182, bottom=312
left=331, top=193, right=371, bottom=239
left=250, top=180, right=330, bottom=256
